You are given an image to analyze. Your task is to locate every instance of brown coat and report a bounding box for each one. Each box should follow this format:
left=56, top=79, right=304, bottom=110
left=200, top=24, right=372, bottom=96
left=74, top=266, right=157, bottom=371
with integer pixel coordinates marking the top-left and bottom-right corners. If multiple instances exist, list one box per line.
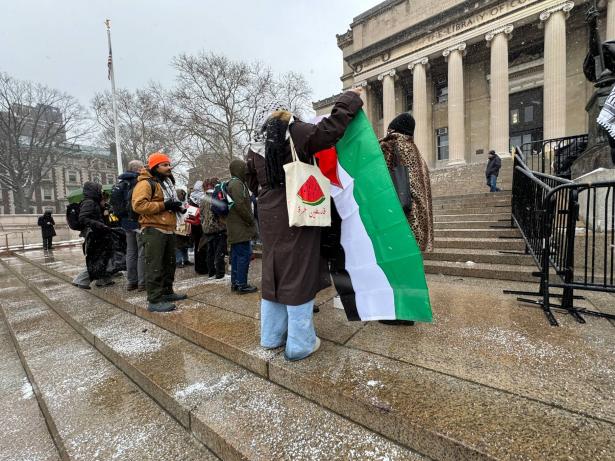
left=131, top=169, right=177, bottom=232
left=246, top=91, right=363, bottom=305
left=379, top=132, right=434, bottom=252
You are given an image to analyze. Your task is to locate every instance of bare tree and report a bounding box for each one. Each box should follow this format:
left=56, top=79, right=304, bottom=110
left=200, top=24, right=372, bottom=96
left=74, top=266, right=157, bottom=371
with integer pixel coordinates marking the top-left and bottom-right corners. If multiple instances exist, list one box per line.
left=275, top=71, right=313, bottom=120
left=91, top=86, right=169, bottom=167
left=0, top=72, right=90, bottom=214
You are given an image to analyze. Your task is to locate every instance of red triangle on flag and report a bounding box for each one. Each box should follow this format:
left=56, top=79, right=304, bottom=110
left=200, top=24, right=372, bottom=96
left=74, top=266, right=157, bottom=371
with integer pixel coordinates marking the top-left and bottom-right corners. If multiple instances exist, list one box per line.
left=315, top=146, right=342, bottom=188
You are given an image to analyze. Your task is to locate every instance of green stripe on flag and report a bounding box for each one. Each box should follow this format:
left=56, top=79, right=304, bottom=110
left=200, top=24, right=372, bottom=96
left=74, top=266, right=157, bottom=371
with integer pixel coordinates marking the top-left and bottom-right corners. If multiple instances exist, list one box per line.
left=335, top=110, right=432, bottom=322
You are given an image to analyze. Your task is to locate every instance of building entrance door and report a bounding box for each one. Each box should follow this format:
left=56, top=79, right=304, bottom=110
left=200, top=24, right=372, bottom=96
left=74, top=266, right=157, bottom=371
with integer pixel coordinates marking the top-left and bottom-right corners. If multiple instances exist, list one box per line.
left=509, top=87, right=543, bottom=149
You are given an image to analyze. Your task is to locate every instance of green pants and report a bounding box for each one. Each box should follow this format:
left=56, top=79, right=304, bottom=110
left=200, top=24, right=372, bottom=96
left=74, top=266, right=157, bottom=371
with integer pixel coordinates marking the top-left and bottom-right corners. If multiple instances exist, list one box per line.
left=141, top=227, right=177, bottom=303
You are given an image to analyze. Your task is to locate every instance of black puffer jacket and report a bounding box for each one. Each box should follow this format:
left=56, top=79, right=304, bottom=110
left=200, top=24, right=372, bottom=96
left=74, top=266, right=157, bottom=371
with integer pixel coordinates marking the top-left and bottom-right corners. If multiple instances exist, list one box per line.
left=485, top=155, right=502, bottom=178
left=79, top=182, right=109, bottom=233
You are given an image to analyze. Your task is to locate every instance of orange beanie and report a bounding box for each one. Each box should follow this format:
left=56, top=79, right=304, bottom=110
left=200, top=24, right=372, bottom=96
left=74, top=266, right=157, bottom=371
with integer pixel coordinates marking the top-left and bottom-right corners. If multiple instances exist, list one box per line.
left=148, top=152, right=171, bottom=170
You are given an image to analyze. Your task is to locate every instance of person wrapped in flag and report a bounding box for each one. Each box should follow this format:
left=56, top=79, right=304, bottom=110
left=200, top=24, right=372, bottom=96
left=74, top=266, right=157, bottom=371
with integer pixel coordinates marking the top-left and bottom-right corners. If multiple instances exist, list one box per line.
left=246, top=89, right=364, bottom=361
left=318, top=111, right=432, bottom=325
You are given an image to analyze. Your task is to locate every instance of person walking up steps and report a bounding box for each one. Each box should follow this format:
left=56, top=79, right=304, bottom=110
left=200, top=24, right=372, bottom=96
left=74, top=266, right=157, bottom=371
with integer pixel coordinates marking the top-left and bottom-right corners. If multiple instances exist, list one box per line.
left=132, top=152, right=188, bottom=313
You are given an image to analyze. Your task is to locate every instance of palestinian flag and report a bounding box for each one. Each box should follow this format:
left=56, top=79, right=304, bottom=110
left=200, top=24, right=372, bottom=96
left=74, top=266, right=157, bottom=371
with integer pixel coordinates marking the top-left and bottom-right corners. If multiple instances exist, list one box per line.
left=318, top=110, right=432, bottom=322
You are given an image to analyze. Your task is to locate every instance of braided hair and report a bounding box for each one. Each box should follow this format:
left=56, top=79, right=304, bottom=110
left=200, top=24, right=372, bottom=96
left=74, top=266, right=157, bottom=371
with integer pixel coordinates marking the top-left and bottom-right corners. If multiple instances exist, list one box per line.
left=264, top=111, right=292, bottom=189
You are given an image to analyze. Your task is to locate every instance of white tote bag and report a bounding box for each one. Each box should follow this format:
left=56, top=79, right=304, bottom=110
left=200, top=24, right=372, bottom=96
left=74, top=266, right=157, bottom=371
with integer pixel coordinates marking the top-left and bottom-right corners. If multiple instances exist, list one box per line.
left=284, top=136, right=331, bottom=227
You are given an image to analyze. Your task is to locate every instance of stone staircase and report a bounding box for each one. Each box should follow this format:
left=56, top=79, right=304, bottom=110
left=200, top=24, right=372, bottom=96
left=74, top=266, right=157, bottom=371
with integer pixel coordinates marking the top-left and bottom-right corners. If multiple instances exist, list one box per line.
left=2, top=250, right=614, bottom=460
left=424, top=191, right=537, bottom=282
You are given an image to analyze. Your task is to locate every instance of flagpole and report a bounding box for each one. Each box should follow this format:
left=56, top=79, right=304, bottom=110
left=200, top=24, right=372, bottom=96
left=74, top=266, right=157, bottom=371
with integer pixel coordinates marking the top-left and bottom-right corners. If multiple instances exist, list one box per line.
left=105, top=19, right=123, bottom=175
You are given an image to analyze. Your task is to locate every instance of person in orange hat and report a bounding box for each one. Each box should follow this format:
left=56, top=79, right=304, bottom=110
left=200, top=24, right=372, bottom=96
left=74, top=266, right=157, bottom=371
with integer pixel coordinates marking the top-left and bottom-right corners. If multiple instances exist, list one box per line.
left=132, top=151, right=188, bottom=312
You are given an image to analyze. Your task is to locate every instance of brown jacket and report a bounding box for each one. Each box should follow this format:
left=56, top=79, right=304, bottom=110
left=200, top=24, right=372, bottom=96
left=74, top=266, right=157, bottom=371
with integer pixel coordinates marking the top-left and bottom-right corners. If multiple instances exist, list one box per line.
left=131, top=169, right=177, bottom=232
left=246, top=90, right=363, bottom=305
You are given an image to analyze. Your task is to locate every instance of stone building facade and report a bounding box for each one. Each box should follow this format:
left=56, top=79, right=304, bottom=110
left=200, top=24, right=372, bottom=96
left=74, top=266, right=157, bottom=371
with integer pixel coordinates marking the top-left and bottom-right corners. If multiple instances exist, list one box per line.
left=314, top=0, right=613, bottom=169
left=0, top=146, right=117, bottom=215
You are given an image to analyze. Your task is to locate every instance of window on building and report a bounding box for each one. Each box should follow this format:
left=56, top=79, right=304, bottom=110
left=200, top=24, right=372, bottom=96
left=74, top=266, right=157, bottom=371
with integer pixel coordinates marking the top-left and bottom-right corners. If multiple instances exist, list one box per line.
left=436, top=127, right=449, bottom=161
left=435, top=81, right=448, bottom=104
left=92, top=173, right=102, bottom=184
left=68, top=171, right=78, bottom=183
left=105, top=173, right=115, bottom=185
left=524, top=106, right=534, bottom=123
left=511, top=109, right=520, bottom=125
left=42, top=186, right=53, bottom=201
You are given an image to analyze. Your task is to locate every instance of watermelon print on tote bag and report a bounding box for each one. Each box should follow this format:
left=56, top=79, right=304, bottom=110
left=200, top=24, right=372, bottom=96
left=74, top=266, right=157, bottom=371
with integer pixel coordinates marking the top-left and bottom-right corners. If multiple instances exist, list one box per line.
left=284, top=134, right=331, bottom=227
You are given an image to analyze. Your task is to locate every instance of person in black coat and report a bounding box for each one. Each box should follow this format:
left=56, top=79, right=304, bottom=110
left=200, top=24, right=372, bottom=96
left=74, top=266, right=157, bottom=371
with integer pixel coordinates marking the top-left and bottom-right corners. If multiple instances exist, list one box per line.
left=72, top=181, right=122, bottom=289
left=485, top=150, right=502, bottom=193
left=37, top=210, right=56, bottom=251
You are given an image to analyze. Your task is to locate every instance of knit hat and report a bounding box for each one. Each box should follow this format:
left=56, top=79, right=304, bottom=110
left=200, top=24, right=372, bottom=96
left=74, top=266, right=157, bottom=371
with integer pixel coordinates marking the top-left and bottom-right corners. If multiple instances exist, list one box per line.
left=148, top=152, right=171, bottom=170
left=388, top=113, right=416, bottom=137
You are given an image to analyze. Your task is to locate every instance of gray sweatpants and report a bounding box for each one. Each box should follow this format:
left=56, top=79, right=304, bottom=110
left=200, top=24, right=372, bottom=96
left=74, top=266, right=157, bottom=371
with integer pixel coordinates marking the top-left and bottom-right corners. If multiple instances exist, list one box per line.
left=125, top=229, right=145, bottom=286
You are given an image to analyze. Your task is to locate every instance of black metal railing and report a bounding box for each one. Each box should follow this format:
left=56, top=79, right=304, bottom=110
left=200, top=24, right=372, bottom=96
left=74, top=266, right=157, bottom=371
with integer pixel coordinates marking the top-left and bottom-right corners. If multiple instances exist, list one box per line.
left=507, top=149, right=615, bottom=326
left=518, top=134, right=588, bottom=178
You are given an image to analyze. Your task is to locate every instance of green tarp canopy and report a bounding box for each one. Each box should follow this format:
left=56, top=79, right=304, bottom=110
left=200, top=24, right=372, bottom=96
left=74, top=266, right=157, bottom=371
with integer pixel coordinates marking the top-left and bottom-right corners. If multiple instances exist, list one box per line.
left=66, top=184, right=114, bottom=204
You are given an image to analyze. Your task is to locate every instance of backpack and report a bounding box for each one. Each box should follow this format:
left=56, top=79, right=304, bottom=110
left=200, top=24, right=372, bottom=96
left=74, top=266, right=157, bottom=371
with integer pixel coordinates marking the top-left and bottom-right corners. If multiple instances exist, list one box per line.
left=211, top=180, right=231, bottom=216
left=66, top=202, right=83, bottom=231
left=109, top=179, right=130, bottom=218
left=112, top=178, right=156, bottom=221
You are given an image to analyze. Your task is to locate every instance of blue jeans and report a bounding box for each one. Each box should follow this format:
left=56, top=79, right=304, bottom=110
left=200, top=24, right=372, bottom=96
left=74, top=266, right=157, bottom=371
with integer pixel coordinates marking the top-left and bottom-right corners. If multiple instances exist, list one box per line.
left=260, top=298, right=317, bottom=361
left=175, top=247, right=189, bottom=265
left=487, top=175, right=500, bottom=192
left=231, top=241, right=251, bottom=287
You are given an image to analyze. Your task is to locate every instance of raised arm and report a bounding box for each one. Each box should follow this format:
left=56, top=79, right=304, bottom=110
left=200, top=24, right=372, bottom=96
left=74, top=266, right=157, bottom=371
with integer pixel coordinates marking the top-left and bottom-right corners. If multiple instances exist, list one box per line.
left=290, top=90, right=363, bottom=160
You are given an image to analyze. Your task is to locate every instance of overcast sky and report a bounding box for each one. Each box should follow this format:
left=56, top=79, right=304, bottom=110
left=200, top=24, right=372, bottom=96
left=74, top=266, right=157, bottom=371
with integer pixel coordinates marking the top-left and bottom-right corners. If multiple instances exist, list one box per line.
left=1, top=0, right=380, bottom=108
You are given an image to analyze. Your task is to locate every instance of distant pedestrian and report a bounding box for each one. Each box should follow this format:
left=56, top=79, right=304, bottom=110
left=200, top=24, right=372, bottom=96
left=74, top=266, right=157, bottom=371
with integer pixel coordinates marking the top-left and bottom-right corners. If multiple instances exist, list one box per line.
left=226, top=160, right=258, bottom=294
left=72, top=182, right=116, bottom=289
left=485, top=150, right=502, bottom=192
left=132, top=152, right=188, bottom=313
left=111, top=159, right=145, bottom=291
left=200, top=177, right=227, bottom=279
left=37, top=210, right=56, bottom=251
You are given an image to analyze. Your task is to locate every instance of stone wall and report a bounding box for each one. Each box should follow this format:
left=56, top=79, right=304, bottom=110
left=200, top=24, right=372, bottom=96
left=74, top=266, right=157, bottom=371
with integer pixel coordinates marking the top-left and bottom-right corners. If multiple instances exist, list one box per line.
left=430, top=157, right=513, bottom=197
left=0, top=214, right=80, bottom=249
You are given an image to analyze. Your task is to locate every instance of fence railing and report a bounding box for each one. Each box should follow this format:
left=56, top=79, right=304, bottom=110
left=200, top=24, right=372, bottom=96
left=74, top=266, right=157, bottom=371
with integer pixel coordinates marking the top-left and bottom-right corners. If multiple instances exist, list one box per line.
left=0, top=232, right=25, bottom=254
left=518, top=134, right=588, bottom=178
left=507, top=149, right=615, bottom=326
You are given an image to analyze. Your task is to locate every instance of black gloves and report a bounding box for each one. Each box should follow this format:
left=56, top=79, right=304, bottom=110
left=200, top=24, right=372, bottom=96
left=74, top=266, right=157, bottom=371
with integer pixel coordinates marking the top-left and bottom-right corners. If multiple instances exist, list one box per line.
left=164, top=199, right=184, bottom=212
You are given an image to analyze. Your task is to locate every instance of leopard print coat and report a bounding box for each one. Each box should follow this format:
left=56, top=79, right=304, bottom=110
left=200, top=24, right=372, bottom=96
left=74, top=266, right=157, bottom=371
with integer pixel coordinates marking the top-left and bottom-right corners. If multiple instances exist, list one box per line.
left=379, top=132, right=434, bottom=252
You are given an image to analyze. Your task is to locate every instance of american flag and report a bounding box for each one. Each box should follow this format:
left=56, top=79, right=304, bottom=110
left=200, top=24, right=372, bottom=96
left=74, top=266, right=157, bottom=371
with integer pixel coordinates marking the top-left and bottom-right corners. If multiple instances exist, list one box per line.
left=107, top=51, right=113, bottom=80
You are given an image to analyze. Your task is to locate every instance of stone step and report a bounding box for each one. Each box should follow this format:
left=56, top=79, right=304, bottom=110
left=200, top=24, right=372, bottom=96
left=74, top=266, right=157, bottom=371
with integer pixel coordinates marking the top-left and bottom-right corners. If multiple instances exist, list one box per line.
left=434, top=228, right=520, bottom=239
left=432, top=191, right=512, bottom=202
left=0, top=315, right=59, bottom=461
left=435, top=213, right=511, bottom=223
left=434, top=220, right=512, bottom=229
left=424, top=248, right=534, bottom=266
left=433, top=206, right=511, bottom=215
left=8, top=253, right=615, bottom=461
left=435, top=237, right=526, bottom=251
left=0, top=268, right=217, bottom=461
left=424, top=260, right=536, bottom=282
left=0, top=258, right=421, bottom=461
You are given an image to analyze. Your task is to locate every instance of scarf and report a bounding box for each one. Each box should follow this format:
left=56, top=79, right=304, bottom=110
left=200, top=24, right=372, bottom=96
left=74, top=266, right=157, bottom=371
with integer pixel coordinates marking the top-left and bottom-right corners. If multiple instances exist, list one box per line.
left=250, top=101, right=289, bottom=157
left=598, top=85, right=615, bottom=139
left=158, top=177, right=183, bottom=222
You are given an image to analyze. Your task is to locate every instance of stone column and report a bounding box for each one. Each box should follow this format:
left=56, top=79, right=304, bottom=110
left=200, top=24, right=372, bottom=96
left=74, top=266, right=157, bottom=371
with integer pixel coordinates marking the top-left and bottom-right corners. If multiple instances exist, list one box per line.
left=540, top=2, right=574, bottom=140
left=378, top=70, right=397, bottom=133
left=486, top=25, right=514, bottom=157
left=608, top=0, right=615, bottom=41
left=443, top=43, right=466, bottom=165
left=408, top=57, right=430, bottom=162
